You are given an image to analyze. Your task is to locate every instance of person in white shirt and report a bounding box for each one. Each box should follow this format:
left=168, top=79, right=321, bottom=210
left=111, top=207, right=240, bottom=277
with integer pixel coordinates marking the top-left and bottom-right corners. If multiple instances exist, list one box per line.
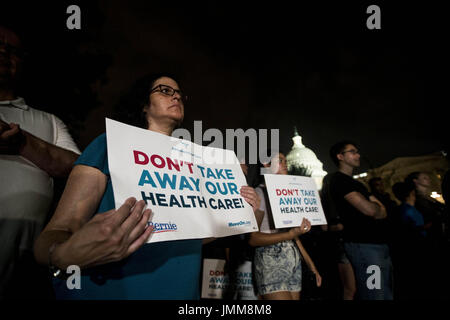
left=0, top=25, right=80, bottom=298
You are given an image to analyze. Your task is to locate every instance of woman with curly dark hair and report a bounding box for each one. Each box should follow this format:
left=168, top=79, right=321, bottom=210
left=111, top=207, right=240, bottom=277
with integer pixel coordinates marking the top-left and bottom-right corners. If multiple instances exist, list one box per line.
left=34, top=73, right=261, bottom=299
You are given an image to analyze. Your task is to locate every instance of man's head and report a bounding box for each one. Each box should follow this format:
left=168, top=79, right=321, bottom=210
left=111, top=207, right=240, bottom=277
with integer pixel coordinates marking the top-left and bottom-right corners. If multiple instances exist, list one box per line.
left=0, top=26, right=24, bottom=86
left=329, top=140, right=360, bottom=169
left=392, top=181, right=416, bottom=203
left=405, top=171, right=432, bottom=194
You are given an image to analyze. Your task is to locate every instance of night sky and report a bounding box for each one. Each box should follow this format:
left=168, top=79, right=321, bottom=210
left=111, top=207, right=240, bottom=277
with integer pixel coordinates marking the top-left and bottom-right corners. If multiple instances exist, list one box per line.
left=1, top=1, right=447, bottom=173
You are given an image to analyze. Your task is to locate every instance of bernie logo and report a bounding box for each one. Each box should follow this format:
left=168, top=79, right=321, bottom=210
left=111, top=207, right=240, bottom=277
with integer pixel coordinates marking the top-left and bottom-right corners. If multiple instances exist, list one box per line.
left=228, top=220, right=251, bottom=227
left=147, top=221, right=178, bottom=233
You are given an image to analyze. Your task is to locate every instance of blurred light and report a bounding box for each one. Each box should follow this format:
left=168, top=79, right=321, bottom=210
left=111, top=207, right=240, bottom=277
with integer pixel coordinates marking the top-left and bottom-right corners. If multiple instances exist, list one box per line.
left=353, top=172, right=368, bottom=179
left=431, top=191, right=445, bottom=204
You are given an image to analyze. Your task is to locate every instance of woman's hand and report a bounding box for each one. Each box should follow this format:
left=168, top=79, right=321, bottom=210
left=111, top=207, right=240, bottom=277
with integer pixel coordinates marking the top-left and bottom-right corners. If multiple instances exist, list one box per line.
left=240, top=186, right=261, bottom=212
left=288, top=218, right=312, bottom=238
left=314, top=272, right=322, bottom=287
left=52, top=197, right=154, bottom=269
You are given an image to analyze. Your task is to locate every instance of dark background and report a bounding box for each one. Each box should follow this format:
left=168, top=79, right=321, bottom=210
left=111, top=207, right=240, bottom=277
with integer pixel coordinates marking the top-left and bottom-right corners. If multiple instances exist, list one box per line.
left=1, top=1, right=447, bottom=173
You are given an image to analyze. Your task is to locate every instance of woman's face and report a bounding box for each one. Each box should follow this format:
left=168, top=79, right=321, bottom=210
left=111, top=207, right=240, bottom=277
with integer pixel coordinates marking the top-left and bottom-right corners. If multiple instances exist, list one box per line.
left=145, top=76, right=184, bottom=128
left=265, top=153, right=288, bottom=175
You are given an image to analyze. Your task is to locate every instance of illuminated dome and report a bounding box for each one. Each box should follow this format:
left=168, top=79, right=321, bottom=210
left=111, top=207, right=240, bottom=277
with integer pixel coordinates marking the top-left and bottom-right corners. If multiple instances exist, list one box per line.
left=286, top=127, right=327, bottom=189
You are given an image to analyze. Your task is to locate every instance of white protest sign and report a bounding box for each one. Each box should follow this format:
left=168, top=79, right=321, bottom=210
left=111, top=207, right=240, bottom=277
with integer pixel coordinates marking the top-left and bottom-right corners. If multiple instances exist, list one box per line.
left=201, top=259, right=257, bottom=300
left=232, top=260, right=258, bottom=300
left=106, top=118, right=258, bottom=243
left=201, top=259, right=228, bottom=299
left=263, top=174, right=327, bottom=228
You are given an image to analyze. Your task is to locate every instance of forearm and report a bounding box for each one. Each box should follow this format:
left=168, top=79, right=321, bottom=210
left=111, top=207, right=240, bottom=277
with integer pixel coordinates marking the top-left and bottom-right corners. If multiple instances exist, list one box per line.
left=34, top=165, right=107, bottom=269
left=34, top=229, right=72, bottom=267
left=345, top=192, right=386, bottom=219
left=20, top=130, right=78, bottom=177
left=295, top=237, right=318, bottom=273
left=370, top=202, right=387, bottom=219
left=248, top=231, right=292, bottom=247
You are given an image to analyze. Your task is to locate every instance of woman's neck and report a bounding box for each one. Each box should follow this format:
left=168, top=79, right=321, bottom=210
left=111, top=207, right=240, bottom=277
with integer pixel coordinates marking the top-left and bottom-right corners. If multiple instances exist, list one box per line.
left=147, top=122, right=174, bottom=136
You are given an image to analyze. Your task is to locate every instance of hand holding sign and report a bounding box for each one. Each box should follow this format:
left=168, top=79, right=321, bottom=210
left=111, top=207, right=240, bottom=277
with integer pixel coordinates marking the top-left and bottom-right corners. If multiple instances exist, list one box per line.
left=264, top=174, right=327, bottom=228
left=52, top=197, right=153, bottom=269
left=106, top=118, right=258, bottom=242
left=288, top=217, right=312, bottom=238
left=240, top=186, right=261, bottom=213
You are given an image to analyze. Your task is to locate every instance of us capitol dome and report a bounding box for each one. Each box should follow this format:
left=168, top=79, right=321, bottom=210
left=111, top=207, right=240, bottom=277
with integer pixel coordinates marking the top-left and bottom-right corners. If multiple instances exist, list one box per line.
left=286, top=127, right=327, bottom=189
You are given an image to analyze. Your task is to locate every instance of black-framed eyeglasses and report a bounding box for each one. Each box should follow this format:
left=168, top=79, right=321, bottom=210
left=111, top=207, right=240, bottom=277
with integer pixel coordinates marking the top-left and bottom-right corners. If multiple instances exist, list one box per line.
left=341, top=149, right=360, bottom=155
left=150, top=84, right=187, bottom=101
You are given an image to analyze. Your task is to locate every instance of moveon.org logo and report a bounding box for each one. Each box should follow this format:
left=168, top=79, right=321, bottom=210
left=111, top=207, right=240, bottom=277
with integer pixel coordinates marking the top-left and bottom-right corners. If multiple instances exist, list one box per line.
left=147, top=221, right=178, bottom=233
left=170, top=121, right=279, bottom=170
left=228, top=220, right=251, bottom=227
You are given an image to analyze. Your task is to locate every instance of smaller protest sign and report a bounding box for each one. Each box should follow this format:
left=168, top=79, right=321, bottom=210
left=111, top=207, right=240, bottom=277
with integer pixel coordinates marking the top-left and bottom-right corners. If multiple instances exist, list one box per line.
left=264, top=174, right=327, bottom=228
left=201, top=259, right=257, bottom=300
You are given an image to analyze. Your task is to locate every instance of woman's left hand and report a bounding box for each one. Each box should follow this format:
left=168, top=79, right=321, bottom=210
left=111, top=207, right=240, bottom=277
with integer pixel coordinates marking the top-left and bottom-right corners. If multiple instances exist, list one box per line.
left=240, top=186, right=261, bottom=212
left=314, top=272, right=322, bottom=287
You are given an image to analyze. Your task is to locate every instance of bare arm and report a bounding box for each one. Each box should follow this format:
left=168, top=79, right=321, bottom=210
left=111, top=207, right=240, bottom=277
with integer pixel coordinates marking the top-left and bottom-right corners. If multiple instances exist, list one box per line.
left=34, top=164, right=153, bottom=270
left=344, top=191, right=387, bottom=219
left=0, top=120, right=78, bottom=177
left=248, top=230, right=296, bottom=247
left=295, top=237, right=322, bottom=287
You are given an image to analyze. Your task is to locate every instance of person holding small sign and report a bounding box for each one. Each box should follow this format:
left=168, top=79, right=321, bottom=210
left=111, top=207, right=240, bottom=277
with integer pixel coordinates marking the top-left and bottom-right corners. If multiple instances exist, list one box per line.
left=249, top=152, right=322, bottom=300
left=33, top=73, right=261, bottom=299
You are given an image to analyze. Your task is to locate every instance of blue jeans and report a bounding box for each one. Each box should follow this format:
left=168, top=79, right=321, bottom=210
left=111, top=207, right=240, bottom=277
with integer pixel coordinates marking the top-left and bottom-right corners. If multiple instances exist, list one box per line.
left=344, top=242, right=393, bottom=300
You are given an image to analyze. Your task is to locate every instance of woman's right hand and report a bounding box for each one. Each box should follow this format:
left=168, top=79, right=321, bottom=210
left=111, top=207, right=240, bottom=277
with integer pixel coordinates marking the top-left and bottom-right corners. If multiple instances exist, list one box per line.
left=288, top=218, right=312, bottom=239
left=52, top=197, right=154, bottom=269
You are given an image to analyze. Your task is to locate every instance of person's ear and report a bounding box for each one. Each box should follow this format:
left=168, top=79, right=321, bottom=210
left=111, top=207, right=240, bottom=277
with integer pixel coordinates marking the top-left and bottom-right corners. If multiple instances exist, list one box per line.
left=336, top=153, right=344, bottom=162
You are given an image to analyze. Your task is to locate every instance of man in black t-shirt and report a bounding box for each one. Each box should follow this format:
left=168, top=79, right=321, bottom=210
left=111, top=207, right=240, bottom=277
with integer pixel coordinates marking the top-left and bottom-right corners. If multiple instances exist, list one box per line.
left=327, top=141, right=392, bottom=300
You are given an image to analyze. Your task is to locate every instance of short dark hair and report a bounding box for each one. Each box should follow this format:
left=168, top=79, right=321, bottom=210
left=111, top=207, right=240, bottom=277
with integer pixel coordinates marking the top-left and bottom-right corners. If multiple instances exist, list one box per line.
left=329, top=140, right=358, bottom=167
left=392, top=181, right=415, bottom=202
left=405, top=171, right=421, bottom=186
left=112, top=72, right=180, bottom=129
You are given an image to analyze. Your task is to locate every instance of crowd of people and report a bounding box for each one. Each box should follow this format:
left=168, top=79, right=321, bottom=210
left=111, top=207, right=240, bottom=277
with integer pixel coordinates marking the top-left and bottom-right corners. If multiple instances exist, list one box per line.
left=208, top=142, right=449, bottom=301
left=1, top=25, right=449, bottom=300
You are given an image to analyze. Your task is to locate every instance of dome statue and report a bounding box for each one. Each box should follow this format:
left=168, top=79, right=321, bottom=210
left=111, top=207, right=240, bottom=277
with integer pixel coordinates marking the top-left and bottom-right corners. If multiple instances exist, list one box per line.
left=286, top=127, right=327, bottom=189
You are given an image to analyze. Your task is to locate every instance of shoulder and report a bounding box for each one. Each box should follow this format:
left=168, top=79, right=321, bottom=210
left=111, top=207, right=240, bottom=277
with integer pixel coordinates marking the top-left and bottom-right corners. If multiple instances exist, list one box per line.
left=90, top=133, right=107, bottom=147
left=75, top=133, right=109, bottom=174
left=26, top=106, right=59, bottom=124
left=401, top=204, right=416, bottom=217
left=329, top=171, right=346, bottom=183
left=330, top=172, right=353, bottom=188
